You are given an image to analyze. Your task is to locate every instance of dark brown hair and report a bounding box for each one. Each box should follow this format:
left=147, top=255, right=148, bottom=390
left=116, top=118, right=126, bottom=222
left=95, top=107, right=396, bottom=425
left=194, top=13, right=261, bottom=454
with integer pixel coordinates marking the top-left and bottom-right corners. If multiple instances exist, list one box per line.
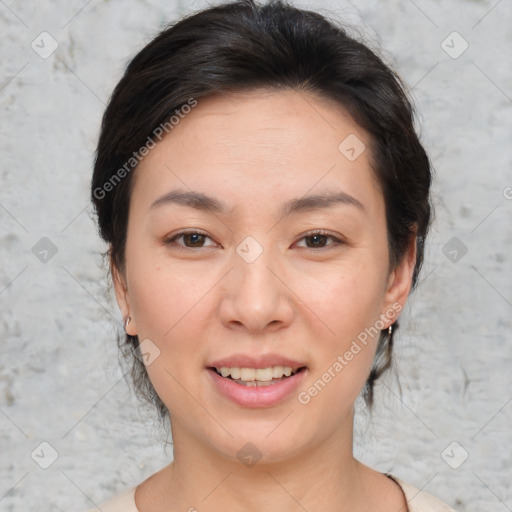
left=91, top=0, right=432, bottom=422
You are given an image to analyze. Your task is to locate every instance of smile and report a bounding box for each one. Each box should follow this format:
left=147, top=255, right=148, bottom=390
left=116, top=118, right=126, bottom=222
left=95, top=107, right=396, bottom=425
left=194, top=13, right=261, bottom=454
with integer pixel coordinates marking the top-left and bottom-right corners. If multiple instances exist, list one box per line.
left=207, top=366, right=308, bottom=407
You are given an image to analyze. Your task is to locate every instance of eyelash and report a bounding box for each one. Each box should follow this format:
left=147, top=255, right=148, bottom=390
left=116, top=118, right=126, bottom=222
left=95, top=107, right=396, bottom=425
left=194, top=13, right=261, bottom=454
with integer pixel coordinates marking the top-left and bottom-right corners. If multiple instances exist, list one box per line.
left=164, top=229, right=345, bottom=251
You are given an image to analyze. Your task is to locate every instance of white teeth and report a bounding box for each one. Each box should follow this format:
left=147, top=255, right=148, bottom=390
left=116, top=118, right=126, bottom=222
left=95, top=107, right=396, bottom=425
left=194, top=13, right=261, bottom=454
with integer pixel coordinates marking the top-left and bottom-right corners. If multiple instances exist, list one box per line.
left=240, top=368, right=256, bottom=381
left=219, top=367, right=231, bottom=378
left=215, top=366, right=300, bottom=382
left=272, top=366, right=283, bottom=378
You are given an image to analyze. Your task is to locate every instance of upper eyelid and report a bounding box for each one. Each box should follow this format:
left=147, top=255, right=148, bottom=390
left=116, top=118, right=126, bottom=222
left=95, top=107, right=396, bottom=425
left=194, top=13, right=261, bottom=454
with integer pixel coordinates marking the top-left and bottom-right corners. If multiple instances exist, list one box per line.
left=167, top=230, right=217, bottom=246
left=295, top=230, right=344, bottom=247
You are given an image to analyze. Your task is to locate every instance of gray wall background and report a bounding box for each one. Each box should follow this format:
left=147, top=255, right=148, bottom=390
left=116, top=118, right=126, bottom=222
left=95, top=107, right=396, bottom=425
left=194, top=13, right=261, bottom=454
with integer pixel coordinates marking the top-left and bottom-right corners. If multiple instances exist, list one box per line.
left=1, top=1, right=511, bottom=510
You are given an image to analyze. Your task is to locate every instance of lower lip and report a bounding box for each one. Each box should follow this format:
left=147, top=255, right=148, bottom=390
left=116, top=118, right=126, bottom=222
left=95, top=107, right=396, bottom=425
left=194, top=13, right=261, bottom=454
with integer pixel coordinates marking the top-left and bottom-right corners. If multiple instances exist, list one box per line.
left=207, top=368, right=307, bottom=408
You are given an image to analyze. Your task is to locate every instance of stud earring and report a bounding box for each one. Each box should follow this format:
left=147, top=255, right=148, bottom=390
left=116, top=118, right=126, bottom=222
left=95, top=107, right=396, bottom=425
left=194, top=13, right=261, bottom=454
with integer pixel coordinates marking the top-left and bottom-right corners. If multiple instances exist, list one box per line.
left=124, top=316, right=132, bottom=331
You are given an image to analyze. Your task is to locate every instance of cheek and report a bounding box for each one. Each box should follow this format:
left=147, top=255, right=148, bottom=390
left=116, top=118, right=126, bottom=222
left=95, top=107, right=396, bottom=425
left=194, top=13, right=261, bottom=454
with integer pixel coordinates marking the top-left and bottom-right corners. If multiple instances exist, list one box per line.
left=126, top=260, right=214, bottom=415
left=125, top=250, right=222, bottom=391
left=296, top=261, right=386, bottom=394
left=296, top=289, right=381, bottom=419
left=127, top=250, right=211, bottom=341
left=299, top=259, right=387, bottom=342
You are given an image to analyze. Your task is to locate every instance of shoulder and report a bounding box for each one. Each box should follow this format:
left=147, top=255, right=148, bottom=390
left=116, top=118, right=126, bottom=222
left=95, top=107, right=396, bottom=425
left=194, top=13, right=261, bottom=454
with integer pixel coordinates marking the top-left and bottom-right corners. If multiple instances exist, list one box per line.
left=390, top=475, right=457, bottom=512
left=78, top=475, right=456, bottom=512
left=81, top=485, right=138, bottom=512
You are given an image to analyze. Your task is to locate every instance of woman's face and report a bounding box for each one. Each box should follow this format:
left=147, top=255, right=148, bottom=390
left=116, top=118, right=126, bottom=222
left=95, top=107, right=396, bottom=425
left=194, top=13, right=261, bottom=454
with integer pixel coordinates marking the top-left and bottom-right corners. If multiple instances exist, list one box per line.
left=114, top=89, right=414, bottom=464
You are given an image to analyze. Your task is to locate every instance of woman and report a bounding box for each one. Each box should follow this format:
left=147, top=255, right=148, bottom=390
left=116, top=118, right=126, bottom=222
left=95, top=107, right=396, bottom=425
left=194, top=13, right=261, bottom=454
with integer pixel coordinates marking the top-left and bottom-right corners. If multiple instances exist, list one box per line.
left=87, top=1, right=455, bottom=510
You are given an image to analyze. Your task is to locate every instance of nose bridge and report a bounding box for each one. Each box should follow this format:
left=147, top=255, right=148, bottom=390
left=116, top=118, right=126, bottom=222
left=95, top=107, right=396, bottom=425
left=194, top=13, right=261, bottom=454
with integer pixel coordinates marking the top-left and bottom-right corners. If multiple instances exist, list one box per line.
left=237, top=245, right=276, bottom=295
left=235, top=234, right=280, bottom=306
left=220, top=234, right=293, bottom=332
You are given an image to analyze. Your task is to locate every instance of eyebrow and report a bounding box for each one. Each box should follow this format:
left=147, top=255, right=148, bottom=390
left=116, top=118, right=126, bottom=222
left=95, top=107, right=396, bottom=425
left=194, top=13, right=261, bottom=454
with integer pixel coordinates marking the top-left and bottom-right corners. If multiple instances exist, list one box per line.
left=148, top=189, right=365, bottom=216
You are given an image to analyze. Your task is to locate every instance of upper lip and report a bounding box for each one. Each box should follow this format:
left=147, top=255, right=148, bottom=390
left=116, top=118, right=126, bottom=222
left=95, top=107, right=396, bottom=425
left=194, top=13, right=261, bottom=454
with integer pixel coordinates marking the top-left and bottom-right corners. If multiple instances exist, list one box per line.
left=208, top=353, right=307, bottom=370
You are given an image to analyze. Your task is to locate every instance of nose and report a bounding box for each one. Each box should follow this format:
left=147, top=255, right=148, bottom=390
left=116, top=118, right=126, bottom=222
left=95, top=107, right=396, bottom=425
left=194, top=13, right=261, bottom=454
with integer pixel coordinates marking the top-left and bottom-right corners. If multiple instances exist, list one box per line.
left=218, top=242, right=294, bottom=334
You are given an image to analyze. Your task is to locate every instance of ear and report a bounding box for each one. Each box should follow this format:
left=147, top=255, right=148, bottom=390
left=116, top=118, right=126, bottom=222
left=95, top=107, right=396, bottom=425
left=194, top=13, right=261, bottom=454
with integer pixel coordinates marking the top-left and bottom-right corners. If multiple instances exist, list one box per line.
left=111, top=254, right=137, bottom=336
left=381, top=230, right=417, bottom=322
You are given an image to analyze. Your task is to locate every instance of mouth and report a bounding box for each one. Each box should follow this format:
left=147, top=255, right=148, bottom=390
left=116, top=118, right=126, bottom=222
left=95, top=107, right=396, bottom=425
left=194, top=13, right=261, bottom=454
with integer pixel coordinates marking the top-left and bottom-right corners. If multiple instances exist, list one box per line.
left=207, top=365, right=307, bottom=387
left=206, top=364, right=308, bottom=408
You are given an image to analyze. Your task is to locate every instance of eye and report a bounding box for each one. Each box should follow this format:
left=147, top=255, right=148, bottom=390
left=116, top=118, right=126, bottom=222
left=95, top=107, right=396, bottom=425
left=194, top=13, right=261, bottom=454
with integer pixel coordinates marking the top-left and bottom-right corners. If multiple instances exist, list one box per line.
left=163, top=229, right=344, bottom=251
left=295, top=230, right=344, bottom=249
left=164, top=230, right=217, bottom=250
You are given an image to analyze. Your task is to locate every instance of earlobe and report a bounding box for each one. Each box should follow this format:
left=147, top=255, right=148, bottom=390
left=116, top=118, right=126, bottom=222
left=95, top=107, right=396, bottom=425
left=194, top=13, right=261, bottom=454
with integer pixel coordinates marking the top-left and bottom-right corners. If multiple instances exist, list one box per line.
left=383, top=233, right=417, bottom=321
left=111, top=259, right=137, bottom=335
left=124, top=315, right=132, bottom=331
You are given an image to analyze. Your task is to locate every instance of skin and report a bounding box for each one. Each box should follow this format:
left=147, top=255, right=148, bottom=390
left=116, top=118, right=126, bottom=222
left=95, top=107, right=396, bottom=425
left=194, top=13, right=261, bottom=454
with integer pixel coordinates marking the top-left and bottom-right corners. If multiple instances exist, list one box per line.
left=113, top=88, right=416, bottom=512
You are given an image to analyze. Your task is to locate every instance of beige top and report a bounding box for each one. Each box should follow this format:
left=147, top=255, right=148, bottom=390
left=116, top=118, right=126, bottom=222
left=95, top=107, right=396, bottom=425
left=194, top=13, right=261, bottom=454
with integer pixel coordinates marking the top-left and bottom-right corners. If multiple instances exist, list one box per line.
left=83, top=475, right=456, bottom=511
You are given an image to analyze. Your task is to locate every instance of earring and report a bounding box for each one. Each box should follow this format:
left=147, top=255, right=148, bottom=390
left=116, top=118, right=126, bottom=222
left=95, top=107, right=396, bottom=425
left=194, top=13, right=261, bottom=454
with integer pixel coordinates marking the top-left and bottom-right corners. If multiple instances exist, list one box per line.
left=388, top=324, right=393, bottom=335
left=124, top=316, right=131, bottom=331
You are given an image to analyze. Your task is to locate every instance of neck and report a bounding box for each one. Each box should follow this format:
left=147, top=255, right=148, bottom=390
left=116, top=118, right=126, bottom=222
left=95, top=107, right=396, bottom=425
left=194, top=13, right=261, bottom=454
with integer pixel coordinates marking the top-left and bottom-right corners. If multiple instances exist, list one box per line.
left=160, top=411, right=374, bottom=512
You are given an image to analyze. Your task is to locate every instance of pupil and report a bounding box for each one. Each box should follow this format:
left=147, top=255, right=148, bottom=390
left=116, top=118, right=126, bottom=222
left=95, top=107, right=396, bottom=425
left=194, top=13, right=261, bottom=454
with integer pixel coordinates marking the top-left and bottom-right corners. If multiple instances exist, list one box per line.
left=186, top=233, right=203, bottom=247
left=308, top=234, right=326, bottom=247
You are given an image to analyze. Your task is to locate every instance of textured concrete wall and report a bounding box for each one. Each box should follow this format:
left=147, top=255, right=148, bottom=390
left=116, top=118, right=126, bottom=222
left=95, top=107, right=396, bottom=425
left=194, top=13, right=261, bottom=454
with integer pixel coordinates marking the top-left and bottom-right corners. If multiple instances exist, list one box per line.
left=1, top=1, right=511, bottom=511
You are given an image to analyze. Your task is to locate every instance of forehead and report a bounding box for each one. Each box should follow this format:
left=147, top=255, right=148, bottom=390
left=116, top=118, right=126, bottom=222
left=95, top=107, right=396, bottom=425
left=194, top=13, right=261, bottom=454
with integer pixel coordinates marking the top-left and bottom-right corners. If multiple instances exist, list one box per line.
left=158, top=88, right=363, bottom=159
left=131, top=88, right=381, bottom=215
